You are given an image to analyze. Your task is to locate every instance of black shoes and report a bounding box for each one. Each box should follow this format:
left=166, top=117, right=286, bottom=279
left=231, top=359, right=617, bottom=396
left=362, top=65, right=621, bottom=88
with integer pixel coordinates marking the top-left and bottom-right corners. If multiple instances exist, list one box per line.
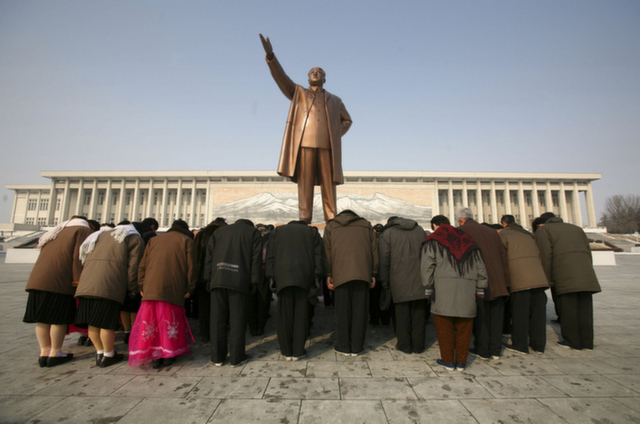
left=47, top=353, right=74, bottom=368
left=38, top=356, right=48, bottom=368
left=151, top=357, right=176, bottom=369
left=96, top=353, right=104, bottom=367
left=100, top=353, right=124, bottom=368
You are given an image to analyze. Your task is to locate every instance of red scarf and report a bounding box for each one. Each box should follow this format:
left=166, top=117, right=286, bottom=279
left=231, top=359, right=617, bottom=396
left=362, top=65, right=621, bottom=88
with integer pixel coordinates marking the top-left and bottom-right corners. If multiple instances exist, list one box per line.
left=424, top=224, right=480, bottom=275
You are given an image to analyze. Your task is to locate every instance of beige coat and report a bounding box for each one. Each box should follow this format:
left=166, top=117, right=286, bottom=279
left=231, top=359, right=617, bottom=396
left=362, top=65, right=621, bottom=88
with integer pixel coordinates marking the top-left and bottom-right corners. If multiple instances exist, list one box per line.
left=75, top=232, right=145, bottom=304
left=499, top=226, right=549, bottom=293
left=266, top=54, right=352, bottom=185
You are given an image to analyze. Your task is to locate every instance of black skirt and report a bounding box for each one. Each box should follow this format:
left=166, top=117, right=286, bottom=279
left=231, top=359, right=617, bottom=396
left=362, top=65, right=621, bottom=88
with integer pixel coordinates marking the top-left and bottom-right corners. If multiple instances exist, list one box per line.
left=23, top=290, right=76, bottom=325
left=75, top=297, right=122, bottom=330
left=121, top=292, right=142, bottom=313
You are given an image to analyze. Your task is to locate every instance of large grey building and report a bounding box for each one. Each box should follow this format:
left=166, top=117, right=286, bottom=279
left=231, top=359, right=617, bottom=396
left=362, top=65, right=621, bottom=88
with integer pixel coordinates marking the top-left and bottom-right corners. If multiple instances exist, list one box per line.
left=7, top=170, right=601, bottom=229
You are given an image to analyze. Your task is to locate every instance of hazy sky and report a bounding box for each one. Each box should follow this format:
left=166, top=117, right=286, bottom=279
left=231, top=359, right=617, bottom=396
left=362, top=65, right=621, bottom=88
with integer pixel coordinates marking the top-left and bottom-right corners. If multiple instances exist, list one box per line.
left=1, top=0, right=639, bottom=223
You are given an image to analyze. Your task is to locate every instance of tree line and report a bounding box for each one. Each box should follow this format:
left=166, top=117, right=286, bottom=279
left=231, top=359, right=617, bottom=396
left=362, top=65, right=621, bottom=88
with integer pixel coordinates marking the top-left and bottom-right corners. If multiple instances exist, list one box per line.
left=599, top=195, right=640, bottom=234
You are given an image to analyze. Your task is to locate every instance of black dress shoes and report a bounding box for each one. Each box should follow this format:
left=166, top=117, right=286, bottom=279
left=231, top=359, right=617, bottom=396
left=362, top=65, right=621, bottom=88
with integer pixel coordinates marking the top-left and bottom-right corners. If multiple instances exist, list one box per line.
left=46, top=353, right=74, bottom=368
left=100, top=353, right=124, bottom=368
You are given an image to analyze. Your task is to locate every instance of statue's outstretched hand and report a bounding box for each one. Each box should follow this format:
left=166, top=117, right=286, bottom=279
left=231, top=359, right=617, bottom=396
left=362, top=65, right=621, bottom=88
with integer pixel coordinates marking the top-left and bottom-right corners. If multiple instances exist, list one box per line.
left=259, top=33, right=274, bottom=60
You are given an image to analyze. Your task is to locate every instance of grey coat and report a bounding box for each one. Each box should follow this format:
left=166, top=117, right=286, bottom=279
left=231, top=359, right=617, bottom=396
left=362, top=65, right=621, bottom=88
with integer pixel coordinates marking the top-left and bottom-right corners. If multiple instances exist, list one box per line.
left=421, top=240, right=488, bottom=318
left=378, top=217, right=427, bottom=303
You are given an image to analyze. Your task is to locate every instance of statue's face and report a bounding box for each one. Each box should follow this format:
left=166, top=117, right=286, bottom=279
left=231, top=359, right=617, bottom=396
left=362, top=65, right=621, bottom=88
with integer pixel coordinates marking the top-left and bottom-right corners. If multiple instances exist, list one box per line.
left=308, top=67, right=325, bottom=86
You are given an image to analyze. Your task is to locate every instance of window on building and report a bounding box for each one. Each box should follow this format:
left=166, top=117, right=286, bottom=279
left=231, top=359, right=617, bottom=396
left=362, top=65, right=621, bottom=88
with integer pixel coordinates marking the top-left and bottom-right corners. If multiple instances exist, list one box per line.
left=56, top=198, right=61, bottom=211
left=154, top=191, right=159, bottom=206
left=140, top=193, right=145, bottom=206
left=112, top=192, right=119, bottom=206
left=54, top=218, right=59, bottom=225
left=26, top=217, right=35, bottom=225
left=126, top=193, right=131, bottom=205
left=97, top=191, right=104, bottom=206
left=110, top=213, right=115, bottom=223
left=84, top=191, right=91, bottom=205
left=201, top=192, right=206, bottom=203
left=96, top=212, right=102, bottom=222
left=37, top=217, right=47, bottom=226
left=27, top=199, right=37, bottom=211
left=39, top=198, right=49, bottom=211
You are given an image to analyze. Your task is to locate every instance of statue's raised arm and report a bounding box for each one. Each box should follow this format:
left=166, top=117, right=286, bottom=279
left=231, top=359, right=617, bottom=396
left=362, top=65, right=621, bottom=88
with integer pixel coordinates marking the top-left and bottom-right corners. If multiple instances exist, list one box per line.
left=259, top=34, right=274, bottom=61
left=259, top=33, right=351, bottom=224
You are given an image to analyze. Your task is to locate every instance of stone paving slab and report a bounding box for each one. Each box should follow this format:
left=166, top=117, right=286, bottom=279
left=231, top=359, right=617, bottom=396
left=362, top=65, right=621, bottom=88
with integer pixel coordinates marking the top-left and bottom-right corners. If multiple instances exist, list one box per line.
left=1, top=255, right=640, bottom=423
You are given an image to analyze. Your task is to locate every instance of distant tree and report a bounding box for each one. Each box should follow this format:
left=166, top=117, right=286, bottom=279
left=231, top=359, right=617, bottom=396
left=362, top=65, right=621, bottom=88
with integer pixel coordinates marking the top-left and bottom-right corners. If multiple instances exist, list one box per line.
left=599, top=195, right=640, bottom=234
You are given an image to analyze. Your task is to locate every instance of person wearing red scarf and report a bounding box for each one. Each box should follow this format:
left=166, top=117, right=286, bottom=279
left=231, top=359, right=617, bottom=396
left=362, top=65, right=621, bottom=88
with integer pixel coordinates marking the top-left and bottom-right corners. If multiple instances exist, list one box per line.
left=421, top=215, right=488, bottom=371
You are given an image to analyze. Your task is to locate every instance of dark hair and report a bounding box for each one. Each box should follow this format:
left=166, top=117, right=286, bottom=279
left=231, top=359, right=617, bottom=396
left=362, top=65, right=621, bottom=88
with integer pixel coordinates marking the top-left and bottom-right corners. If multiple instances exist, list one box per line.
left=373, top=224, right=384, bottom=232
left=531, top=217, right=545, bottom=233
left=500, top=215, right=515, bottom=225
left=87, top=220, right=101, bottom=231
left=171, top=219, right=190, bottom=232
left=117, top=220, right=131, bottom=226
left=539, top=212, right=556, bottom=221
left=430, top=215, right=450, bottom=228
left=142, top=217, right=159, bottom=231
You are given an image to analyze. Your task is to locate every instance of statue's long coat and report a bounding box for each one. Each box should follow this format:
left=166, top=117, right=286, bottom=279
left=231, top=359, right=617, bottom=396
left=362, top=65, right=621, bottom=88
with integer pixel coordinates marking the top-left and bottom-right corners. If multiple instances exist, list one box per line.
left=266, top=55, right=352, bottom=185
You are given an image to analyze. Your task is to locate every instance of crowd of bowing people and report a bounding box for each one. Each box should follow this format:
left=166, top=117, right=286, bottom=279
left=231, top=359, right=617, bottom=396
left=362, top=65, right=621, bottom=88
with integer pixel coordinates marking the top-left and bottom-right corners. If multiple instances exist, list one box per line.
left=23, top=207, right=600, bottom=371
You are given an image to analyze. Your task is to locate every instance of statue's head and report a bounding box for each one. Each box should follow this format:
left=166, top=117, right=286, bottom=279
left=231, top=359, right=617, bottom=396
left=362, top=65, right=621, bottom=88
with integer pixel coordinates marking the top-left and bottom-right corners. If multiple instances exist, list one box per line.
left=308, top=67, right=326, bottom=87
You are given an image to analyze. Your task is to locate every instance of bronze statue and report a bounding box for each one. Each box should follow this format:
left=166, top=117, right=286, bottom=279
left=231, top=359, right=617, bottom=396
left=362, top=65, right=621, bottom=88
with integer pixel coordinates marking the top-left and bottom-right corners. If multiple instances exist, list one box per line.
left=260, top=34, right=352, bottom=223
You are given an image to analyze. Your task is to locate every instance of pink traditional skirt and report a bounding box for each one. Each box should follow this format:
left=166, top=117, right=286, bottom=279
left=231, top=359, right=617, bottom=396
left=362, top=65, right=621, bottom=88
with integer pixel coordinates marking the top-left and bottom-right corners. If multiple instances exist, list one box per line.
left=128, top=300, right=194, bottom=367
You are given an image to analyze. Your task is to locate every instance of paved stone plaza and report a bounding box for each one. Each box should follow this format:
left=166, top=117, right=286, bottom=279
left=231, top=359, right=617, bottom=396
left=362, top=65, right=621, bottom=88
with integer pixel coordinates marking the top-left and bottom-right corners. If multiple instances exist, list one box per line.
left=0, top=255, right=639, bottom=423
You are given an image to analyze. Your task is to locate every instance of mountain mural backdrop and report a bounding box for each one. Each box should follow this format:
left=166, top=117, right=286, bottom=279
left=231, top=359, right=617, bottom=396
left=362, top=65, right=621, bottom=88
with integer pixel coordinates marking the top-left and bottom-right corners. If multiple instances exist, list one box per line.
left=211, top=192, right=433, bottom=225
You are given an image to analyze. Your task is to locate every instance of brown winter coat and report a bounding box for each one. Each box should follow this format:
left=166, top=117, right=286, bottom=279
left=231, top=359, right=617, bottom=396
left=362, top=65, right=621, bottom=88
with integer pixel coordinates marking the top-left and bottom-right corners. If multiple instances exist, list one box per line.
left=324, top=211, right=378, bottom=288
left=75, top=232, right=145, bottom=304
left=499, top=225, right=549, bottom=293
left=138, top=230, right=197, bottom=307
left=26, top=225, right=93, bottom=296
left=534, top=217, right=601, bottom=295
left=458, top=219, right=509, bottom=300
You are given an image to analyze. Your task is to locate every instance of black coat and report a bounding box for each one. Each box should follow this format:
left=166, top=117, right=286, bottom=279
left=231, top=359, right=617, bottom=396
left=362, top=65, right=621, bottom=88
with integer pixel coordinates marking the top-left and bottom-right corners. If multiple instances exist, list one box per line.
left=265, top=221, right=324, bottom=293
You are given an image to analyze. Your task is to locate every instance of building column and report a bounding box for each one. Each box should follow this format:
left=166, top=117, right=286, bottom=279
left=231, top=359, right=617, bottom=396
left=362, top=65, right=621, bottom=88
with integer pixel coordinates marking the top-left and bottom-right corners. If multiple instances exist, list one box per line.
left=34, top=190, right=42, bottom=225
left=132, top=178, right=140, bottom=222
left=47, top=179, right=57, bottom=225
left=476, top=180, right=484, bottom=224
left=585, top=183, right=597, bottom=228
left=161, top=179, right=169, bottom=227
left=103, top=179, right=112, bottom=224
left=448, top=180, right=455, bottom=222
left=146, top=179, right=154, bottom=219
left=176, top=178, right=183, bottom=221
left=61, top=179, right=71, bottom=222
left=573, top=182, right=584, bottom=227
left=559, top=182, right=569, bottom=222
left=205, top=180, right=211, bottom=225
left=432, top=180, right=440, bottom=217
left=532, top=180, right=540, bottom=219
left=117, top=180, right=127, bottom=223
left=75, top=178, right=84, bottom=216
left=490, top=180, right=498, bottom=224
left=190, top=179, right=197, bottom=227
left=462, top=180, right=469, bottom=207
left=88, top=179, right=98, bottom=220
left=518, top=181, right=527, bottom=228
left=545, top=182, right=553, bottom=215
left=504, top=180, right=512, bottom=215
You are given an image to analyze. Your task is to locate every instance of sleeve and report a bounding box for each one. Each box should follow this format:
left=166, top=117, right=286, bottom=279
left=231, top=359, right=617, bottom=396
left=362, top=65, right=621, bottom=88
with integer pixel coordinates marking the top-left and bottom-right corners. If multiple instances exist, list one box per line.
left=266, top=54, right=297, bottom=100
left=420, top=242, right=436, bottom=289
left=534, top=229, right=553, bottom=285
left=127, top=236, right=145, bottom=293
left=323, top=226, right=333, bottom=277
left=204, top=234, right=215, bottom=284
left=313, top=229, right=324, bottom=277
left=474, top=251, right=488, bottom=290
left=265, top=230, right=276, bottom=278
left=340, top=101, right=352, bottom=136
left=72, top=228, right=92, bottom=284
left=378, top=233, right=391, bottom=285
left=251, top=230, right=264, bottom=287
left=186, top=239, right=197, bottom=295
left=137, top=243, right=150, bottom=293
left=371, top=228, right=379, bottom=278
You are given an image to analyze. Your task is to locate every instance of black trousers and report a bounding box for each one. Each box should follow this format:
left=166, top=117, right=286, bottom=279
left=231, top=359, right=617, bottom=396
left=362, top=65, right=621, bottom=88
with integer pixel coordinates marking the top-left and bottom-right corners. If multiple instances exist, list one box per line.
left=334, top=281, right=369, bottom=354
left=473, top=296, right=505, bottom=357
left=247, top=279, right=271, bottom=335
left=211, top=289, right=247, bottom=365
left=277, top=286, right=309, bottom=357
left=394, top=299, right=428, bottom=353
left=558, top=292, right=594, bottom=350
left=369, top=281, right=392, bottom=325
left=197, top=284, right=210, bottom=342
left=510, top=288, right=547, bottom=353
